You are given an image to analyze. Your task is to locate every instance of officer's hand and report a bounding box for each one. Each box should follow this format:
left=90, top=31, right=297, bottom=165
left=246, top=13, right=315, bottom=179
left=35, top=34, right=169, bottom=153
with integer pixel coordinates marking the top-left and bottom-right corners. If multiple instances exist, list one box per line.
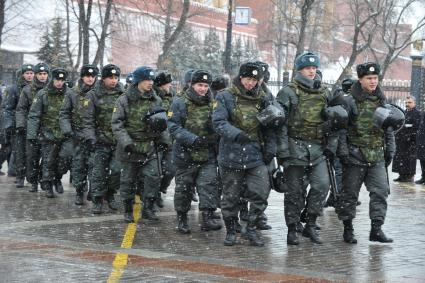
left=193, top=136, right=208, bottom=148
left=64, top=132, right=74, bottom=139
left=320, top=120, right=332, bottom=135
left=323, top=148, right=335, bottom=161
left=28, top=138, right=37, bottom=145
left=263, top=152, right=274, bottom=164
left=384, top=154, right=393, bottom=167
left=125, top=143, right=136, bottom=153
left=15, top=127, right=25, bottom=135
left=86, top=139, right=97, bottom=152
left=338, top=155, right=349, bottom=164
left=235, top=132, right=251, bottom=144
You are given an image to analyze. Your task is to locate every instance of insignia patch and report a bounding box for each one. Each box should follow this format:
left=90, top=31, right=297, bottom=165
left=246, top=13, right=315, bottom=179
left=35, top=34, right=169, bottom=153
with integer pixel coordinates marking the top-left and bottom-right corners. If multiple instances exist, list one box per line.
left=213, top=101, right=218, bottom=109
left=309, top=57, right=315, bottom=62
left=88, top=68, right=93, bottom=73
left=253, top=70, right=258, bottom=75
left=369, top=67, right=375, bottom=72
left=40, top=67, right=45, bottom=71
left=27, top=66, right=32, bottom=69
left=83, top=99, right=89, bottom=107
left=150, top=71, right=154, bottom=76
left=111, top=69, right=116, bottom=74
left=113, top=107, right=116, bottom=113
left=59, top=74, right=64, bottom=78
left=33, top=98, right=37, bottom=103
left=203, top=75, right=208, bottom=80
left=167, top=111, right=173, bottom=118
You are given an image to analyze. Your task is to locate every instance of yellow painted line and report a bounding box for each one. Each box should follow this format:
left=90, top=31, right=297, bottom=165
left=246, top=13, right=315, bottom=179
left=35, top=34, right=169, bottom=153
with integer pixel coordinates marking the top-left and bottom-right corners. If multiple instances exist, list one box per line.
left=107, top=196, right=142, bottom=283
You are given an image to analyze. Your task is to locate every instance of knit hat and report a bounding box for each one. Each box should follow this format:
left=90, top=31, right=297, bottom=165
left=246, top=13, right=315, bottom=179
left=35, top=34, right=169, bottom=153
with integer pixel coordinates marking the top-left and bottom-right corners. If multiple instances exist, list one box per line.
left=132, top=66, right=155, bottom=85
left=154, top=71, right=172, bottom=87
left=51, top=68, right=68, bottom=81
left=101, top=64, right=121, bottom=79
left=294, top=52, right=320, bottom=71
left=80, top=64, right=99, bottom=77
left=191, top=70, right=212, bottom=85
left=34, top=63, right=50, bottom=74
left=356, top=62, right=380, bottom=78
left=21, top=64, right=34, bottom=74
left=239, top=62, right=263, bottom=80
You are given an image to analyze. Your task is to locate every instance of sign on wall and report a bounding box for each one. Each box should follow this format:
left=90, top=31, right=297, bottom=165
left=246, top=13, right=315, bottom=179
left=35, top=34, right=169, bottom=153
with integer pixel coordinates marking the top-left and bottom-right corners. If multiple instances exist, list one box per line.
left=235, top=7, right=251, bottom=25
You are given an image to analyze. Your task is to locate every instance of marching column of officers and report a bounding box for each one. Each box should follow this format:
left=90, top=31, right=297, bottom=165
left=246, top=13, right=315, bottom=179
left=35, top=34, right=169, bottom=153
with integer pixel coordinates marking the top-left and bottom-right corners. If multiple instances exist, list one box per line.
left=0, top=51, right=407, bottom=247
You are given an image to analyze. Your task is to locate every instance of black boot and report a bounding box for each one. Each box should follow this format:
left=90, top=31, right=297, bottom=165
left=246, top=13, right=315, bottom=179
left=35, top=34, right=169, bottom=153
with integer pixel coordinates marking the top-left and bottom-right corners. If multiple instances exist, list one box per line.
left=296, top=222, right=304, bottom=233
left=16, top=177, right=25, bottom=188
left=343, top=219, right=357, bottom=244
left=28, top=183, right=38, bottom=193
left=201, top=210, right=222, bottom=231
left=75, top=189, right=84, bottom=205
left=243, top=222, right=264, bottom=247
left=123, top=199, right=134, bottom=223
left=370, top=220, right=393, bottom=243
left=106, top=195, right=119, bottom=210
left=302, top=215, right=323, bottom=244
left=142, top=198, right=159, bottom=221
left=54, top=179, right=64, bottom=194
left=415, top=177, right=425, bottom=184
left=287, top=224, right=299, bottom=245
left=43, top=182, right=54, bottom=198
left=177, top=212, right=190, bottom=234
left=223, top=218, right=237, bottom=246
left=257, top=212, right=271, bottom=230
left=156, top=193, right=164, bottom=208
left=92, top=197, right=103, bottom=214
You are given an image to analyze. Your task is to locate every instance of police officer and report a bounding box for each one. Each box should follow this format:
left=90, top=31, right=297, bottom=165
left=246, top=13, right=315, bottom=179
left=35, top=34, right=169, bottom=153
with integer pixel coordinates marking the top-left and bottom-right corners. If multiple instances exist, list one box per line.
left=112, top=66, right=165, bottom=223
left=27, top=68, right=73, bottom=198
left=213, top=62, right=277, bottom=247
left=336, top=62, right=396, bottom=244
left=16, top=63, right=50, bottom=192
left=2, top=64, right=34, bottom=187
left=276, top=52, right=338, bottom=245
left=83, top=64, right=124, bottom=214
left=168, top=69, right=222, bottom=234
left=153, top=71, right=175, bottom=207
left=59, top=64, right=99, bottom=205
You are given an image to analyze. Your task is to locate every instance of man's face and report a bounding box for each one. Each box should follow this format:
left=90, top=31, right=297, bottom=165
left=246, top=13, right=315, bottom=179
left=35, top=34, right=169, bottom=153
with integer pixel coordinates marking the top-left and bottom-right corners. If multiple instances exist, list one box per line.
left=192, top=82, right=209, bottom=96
left=53, top=79, right=65, bottom=89
left=405, top=98, right=416, bottom=111
left=299, top=66, right=317, bottom=80
left=160, top=82, right=172, bottom=93
left=240, top=77, right=258, bottom=91
left=359, top=74, right=379, bottom=93
left=103, top=75, right=118, bottom=89
left=36, top=72, right=49, bottom=83
left=82, top=75, right=96, bottom=86
left=22, top=71, right=34, bottom=82
left=138, top=79, right=153, bottom=92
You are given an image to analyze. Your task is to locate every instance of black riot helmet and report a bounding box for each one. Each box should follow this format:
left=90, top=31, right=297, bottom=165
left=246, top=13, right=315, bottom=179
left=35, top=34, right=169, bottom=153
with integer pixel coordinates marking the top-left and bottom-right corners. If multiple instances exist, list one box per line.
left=341, top=78, right=355, bottom=93
left=257, top=101, right=285, bottom=128
left=145, top=106, right=168, bottom=133
left=325, top=105, right=348, bottom=130
left=373, top=104, right=405, bottom=132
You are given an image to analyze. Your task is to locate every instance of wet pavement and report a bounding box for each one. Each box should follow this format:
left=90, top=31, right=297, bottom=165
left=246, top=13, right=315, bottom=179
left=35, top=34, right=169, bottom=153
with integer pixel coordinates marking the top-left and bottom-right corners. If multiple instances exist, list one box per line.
left=0, top=164, right=425, bottom=283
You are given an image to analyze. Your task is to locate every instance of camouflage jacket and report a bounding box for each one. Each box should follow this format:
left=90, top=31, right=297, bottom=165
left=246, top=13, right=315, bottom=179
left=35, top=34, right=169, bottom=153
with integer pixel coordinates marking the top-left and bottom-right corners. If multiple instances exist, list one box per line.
left=82, top=80, right=124, bottom=146
left=27, top=82, right=73, bottom=142
left=276, top=73, right=338, bottom=166
left=338, top=81, right=395, bottom=166
left=212, top=77, right=277, bottom=170
left=59, top=79, right=95, bottom=141
left=16, top=78, right=48, bottom=130
left=167, top=87, right=217, bottom=166
left=111, top=85, right=163, bottom=162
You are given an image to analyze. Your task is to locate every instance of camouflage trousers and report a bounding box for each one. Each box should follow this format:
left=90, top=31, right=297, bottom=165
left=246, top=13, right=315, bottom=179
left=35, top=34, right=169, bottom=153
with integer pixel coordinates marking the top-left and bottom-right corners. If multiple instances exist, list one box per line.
left=91, top=146, right=121, bottom=199
left=220, top=165, right=270, bottom=223
left=120, top=157, right=161, bottom=201
left=336, top=162, right=388, bottom=223
left=174, top=161, right=219, bottom=213
left=40, top=139, right=73, bottom=184
left=284, top=160, right=330, bottom=225
left=71, top=141, right=92, bottom=192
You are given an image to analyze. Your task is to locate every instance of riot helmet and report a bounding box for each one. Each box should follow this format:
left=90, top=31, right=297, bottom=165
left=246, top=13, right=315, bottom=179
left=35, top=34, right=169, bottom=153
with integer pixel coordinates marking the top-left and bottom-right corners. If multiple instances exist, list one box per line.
left=373, top=104, right=405, bottom=132
left=257, top=101, right=285, bottom=128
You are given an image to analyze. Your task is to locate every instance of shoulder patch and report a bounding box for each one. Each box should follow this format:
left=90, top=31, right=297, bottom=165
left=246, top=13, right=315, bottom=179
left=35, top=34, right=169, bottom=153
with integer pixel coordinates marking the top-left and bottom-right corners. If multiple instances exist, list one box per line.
left=167, top=111, right=173, bottom=118
left=213, top=100, right=218, bottom=109
left=83, top=99, right=89, bottom=107
left=113, top=107, right=117, bottom=113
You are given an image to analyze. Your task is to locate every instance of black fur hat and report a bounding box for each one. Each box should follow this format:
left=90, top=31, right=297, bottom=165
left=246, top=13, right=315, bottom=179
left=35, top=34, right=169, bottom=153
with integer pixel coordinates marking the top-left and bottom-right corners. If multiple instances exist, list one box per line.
left=80, top=64, right=99, bottom=77
left=51, top=68, right=68, bottom=81
left=154, top=71, right=173, bottom=87
left=191, top=70, right=212, bottom=85
left=101, top=64, right=121, bottom=79
left=356, top=62, right=381, bottom=78
left=239, top=62, right=263, bottom=80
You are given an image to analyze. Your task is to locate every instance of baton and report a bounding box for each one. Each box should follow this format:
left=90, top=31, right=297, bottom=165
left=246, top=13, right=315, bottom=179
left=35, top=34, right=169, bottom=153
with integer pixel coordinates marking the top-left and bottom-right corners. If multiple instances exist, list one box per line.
left=326, top=159, right=338, bottom=201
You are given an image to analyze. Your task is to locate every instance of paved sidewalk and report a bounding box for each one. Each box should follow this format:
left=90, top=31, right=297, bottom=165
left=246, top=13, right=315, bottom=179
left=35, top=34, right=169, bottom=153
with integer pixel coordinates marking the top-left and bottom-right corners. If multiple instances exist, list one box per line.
left=0, top=166, right=424, bottom=282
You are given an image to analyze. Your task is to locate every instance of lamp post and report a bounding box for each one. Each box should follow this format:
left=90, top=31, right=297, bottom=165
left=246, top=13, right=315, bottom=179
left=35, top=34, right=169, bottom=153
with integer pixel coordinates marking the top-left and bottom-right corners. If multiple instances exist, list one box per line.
left=224, top=0, right=233, bottom=74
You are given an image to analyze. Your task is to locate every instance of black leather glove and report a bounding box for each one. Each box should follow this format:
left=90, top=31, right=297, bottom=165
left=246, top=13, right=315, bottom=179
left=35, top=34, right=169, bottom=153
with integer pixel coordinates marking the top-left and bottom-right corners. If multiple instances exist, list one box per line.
left=15, top=127, right=25, bottom=135
left=338, top=155, right=349, bottom=164
left=263, top=152, right=274, bottom=164
left=384, top=154, right=393, bottom=167
left=235, top=132, right=251, bottom=144
left=124, top=143, right=137, bottom=153
left=86, top=139, right=97, bottom=152
left=323, top=148, right=335, bottom=161
left=64, top=132, right=74, bottom=139
left=277, top=157, right=286, bottom=166
left=320, top=120, right=332, bottom=135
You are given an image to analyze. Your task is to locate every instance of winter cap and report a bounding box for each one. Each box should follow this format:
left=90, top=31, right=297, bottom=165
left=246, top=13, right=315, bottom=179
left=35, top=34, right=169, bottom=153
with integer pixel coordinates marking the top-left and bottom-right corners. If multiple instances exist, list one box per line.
left=253, top=61, right=270, bottom=82
left=239, top=62, right=263, bottom=80
left=21, top=64, right=34, bottom=74
left=154, top=71, right=172, bottom=87
left=132, top=66, right=155, bottom=85
left=80, top=64, right=99, bottom=77
left=51, top=68, right=68, bottom=81
left=356, top=62, right=380, bottom=78
left=211, top=75, right=229, bottom=91
left=126, top=73, right=134, bottom=84
left=101, top=64, right=121, bottom=79
left=183, top=69, right=195, bottom=85
left=191, top=70, right=212, bottom=85
left=294, top=52, right=320, bottom=71
left=34, top=63, right=50, bottom=74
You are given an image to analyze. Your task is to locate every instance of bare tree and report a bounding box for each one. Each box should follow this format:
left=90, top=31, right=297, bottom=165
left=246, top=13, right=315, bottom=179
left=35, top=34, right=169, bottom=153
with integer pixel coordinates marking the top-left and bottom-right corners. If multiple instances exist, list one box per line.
left=91, top=0, right=113, bottom=66
left=0, top=0, right=33, bottom=47
left=368, top=0, right=425, bottom=79
left=334, top=0, right=382, bottom=86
